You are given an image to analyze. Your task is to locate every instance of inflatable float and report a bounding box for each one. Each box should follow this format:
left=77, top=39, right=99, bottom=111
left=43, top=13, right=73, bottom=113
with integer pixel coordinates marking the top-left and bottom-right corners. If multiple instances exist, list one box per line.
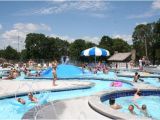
left=111, top=81, right=122, bottom=87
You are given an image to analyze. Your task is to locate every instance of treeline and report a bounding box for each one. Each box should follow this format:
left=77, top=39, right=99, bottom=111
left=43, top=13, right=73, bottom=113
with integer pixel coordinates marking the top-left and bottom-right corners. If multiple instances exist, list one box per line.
left=0, top=33, right=131, bottom=62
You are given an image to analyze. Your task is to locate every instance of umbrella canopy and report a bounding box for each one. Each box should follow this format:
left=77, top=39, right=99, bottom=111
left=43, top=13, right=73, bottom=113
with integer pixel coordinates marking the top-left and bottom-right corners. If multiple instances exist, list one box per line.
left=81, top=47, right=110, bottom=64
left=81, top=47, right=110, bottom=56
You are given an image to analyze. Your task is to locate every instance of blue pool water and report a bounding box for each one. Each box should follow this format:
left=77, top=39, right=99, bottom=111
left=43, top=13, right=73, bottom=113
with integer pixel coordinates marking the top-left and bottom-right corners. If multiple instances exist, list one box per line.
left=0, top=92, right=49, bottom=119
left=78, top=71, right=117, bottom=79
left=118, top=76, right=160, bottom=87
left=0, top=79, right=132, bottom=120
left=103, top=96, right=160, bottom=120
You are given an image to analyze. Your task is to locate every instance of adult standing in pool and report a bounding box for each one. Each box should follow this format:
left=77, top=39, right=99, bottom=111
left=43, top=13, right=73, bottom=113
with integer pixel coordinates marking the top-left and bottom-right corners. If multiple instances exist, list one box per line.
left=134, top=103, right=151, bottom=118
left=109, top=98, right=122, bottom=110
left=139, top=58, right=143, bottom=70
left=52, top=60, right=58, bottom=86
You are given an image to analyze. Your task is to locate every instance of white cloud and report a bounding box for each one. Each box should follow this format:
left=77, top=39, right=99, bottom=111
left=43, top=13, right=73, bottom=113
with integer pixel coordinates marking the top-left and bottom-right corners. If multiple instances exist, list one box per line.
left=50, top=34, right=100, bottom=44
left=16, top=1, right=108, bottom=17
left=128, top=10, right=155, bottom=19
left=135, top=22, right=147, bottom=26
left=152, top=0, right=160, bottom=10
left=74, top=1, right=107, bottom=11
left=0, top=24, right=2, bottom=30
left=81, top=36, right=100, bottom=44
left=13, top=23, right=51, bottom=31
left=50, top=34, right=75, bottom=42
left=1, top=23, right=51, bottom=51
left=112, top=34, right=132, bottom=44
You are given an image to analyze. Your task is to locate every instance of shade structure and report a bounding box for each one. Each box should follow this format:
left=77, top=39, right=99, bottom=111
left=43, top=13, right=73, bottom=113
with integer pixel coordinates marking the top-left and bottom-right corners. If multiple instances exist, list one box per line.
left=81, top=47, right=110, bottom=63
left=81, top=47, right=110, bottom=56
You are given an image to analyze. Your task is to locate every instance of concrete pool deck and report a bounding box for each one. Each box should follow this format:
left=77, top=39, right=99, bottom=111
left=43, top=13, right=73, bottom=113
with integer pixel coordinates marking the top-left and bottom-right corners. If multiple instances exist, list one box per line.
left=23, top=96, right=111, bottom=120
left=0, top=79, right=94, bottom=98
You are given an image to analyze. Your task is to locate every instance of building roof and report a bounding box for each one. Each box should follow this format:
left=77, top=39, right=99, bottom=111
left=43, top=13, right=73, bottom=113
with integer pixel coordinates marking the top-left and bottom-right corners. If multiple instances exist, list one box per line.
left=108, top=52, right=131, bottom=62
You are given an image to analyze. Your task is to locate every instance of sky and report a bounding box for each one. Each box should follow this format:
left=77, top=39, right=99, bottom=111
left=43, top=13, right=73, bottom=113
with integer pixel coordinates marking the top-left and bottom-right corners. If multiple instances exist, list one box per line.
left=0, top=0, right=160, bottom=51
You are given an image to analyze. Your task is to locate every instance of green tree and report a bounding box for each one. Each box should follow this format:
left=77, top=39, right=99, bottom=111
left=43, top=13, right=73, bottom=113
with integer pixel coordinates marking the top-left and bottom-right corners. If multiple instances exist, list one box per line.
left=20, top=49, right=28, bottom=61
left=152, top=19, right=160, bottom=64
left=69, top=39, right=86, bottom=61
left=53, top=37, right=70, bottom=59
left=4, top=46, right=19, bottom=60
left=99, top=36, right=131, bottom=55
left=25, top=33, right=70, bottom=61
left=0, top=50, right=5, bottom=58
left=112, top=38, right=131, bottom=52
left=69, top=39, right=96, bottom=61
left=132, top=19, right=160, bottom=64
left=99, top=36, right=114, bottom=55
left=132, top=24, right=147, bottom=59
left=25, top=33, right=47, bottom=59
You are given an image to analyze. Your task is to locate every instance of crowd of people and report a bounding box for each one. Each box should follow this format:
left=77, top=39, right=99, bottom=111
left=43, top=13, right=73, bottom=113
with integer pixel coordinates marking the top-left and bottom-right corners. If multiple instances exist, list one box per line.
left=82, top=61, right=110, bottom=74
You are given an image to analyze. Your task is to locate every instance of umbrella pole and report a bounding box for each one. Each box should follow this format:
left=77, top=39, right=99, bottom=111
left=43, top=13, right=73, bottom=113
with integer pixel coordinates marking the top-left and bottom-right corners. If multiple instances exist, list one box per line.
left=95, top=56, right=96, bottom=65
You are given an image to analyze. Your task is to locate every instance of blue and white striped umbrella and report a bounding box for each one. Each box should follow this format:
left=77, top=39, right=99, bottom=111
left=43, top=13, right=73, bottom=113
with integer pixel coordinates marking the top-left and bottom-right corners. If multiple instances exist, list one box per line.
left=81, top=47, right=110, bottom=56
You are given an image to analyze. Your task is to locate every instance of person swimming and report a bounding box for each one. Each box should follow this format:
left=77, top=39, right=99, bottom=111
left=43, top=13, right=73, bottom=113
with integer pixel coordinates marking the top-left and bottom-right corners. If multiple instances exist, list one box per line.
left=128, top=104, right=136, bottom=115
left=16, top=98, right=26, bottom=105
left=28, top=92, right=38, bottom=103
left=134, top=103, right=151, bottom=118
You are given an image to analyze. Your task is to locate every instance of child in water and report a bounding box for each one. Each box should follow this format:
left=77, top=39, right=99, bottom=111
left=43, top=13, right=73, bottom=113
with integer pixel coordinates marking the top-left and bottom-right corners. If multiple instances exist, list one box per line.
left=16, top=98, right=26, bottom=105
left=28, top=92, right=38, bottom=103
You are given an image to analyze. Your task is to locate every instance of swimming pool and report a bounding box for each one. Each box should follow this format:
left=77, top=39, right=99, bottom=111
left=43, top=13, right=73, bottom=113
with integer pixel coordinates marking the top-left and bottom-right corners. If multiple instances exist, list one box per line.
left=79, top=71, right=160, bottom=88
left=2, top=64, right=159, bottom=120
left=0, top=79, right=132, bottom=120
left=103, top=96, right=160, bottom=120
